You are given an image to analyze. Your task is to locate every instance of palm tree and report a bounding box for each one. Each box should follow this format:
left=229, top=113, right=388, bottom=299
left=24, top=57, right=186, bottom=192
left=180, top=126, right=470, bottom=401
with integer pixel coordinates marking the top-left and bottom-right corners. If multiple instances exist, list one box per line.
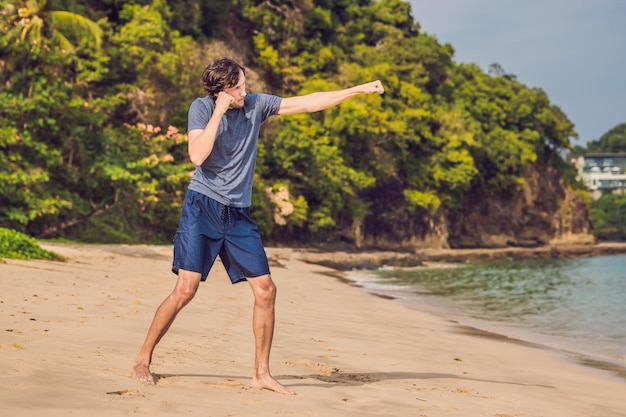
left=14, top=0, right=102, bottom=51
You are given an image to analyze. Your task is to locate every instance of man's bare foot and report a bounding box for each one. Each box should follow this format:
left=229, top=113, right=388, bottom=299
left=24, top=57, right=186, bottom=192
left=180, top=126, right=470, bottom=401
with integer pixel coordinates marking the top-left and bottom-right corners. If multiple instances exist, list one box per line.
left=132, top=362, right=156, bottom=385
left=252, top=374, right=296, bottom=395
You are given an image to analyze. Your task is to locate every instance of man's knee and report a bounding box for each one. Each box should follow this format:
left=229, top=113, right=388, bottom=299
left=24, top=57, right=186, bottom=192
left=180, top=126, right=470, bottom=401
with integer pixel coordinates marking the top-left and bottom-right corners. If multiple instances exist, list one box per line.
left=173, top=270, right=201, bottom=305
left=173, top=285, right=197, bottom=304
left=250, top=275, right=276, bottom=306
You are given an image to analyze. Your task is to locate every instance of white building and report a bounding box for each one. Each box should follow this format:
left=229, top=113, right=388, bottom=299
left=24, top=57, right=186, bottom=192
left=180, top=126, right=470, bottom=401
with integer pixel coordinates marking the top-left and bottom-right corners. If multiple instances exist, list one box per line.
left=576, top=153, right=626, bottom=200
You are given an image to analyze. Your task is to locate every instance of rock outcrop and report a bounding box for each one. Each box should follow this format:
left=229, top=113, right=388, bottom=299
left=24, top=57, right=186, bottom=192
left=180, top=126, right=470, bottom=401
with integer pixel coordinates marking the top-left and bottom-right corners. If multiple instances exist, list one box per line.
left=344, top=164, right=594, bottom=250
left=446, top=164, right=594, bottom=249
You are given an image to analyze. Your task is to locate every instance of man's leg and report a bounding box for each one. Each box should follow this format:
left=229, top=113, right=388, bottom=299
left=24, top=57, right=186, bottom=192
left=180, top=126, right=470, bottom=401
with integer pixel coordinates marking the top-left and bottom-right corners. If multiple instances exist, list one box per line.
left=132, top=269, right=201, bottom=384
left=247, top=274, right=296, bottom=395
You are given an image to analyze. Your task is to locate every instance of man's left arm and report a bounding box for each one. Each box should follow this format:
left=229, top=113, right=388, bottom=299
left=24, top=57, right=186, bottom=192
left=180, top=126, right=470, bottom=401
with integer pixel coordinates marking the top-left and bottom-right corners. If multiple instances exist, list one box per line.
left=277, top=80, right=384, bottom=116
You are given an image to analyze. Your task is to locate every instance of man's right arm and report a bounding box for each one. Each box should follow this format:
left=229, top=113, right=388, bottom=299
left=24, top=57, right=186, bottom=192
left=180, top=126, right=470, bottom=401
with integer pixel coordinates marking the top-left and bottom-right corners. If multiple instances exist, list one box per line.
left=187, top=92, right=234, bottom=166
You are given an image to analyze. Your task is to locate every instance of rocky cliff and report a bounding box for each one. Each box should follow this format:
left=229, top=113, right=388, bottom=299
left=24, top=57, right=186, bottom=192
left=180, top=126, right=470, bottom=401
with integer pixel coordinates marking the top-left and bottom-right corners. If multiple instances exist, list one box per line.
left=341, top=163, right=595, bottom=250
left=447, top=164, right=594, bottom=248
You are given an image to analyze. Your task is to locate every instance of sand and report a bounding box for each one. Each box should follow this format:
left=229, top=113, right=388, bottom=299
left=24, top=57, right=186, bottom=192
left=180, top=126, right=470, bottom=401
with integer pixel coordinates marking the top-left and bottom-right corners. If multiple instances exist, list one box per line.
left=1, top=243, right=625, bottom=417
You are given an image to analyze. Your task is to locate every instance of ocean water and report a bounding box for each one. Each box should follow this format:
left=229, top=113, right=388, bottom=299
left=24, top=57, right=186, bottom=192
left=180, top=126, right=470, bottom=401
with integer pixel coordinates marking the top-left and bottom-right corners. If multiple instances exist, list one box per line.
left=344, top=254, right=626, bottom=375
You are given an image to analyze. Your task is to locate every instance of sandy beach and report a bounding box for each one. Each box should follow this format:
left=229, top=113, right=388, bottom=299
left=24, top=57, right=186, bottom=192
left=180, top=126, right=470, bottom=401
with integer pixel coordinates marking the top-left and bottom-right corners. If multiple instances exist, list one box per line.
left=1, top=243, right=625, bottom=417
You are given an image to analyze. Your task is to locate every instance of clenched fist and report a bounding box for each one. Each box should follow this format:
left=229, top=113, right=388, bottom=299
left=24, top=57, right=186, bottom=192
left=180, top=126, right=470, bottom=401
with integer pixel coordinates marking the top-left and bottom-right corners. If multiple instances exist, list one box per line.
left=363, top=80, right=385, bottom=95
left=215, top=91, right=235, bottom=113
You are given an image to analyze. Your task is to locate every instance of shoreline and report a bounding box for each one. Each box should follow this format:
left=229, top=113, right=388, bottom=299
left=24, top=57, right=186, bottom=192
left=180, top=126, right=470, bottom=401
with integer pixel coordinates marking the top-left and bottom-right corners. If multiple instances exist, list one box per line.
left=294, top=247, right=626, bottom=382
left=292, top=241, right=626, bottom=270
left=1, top=242, right=625, bottom=416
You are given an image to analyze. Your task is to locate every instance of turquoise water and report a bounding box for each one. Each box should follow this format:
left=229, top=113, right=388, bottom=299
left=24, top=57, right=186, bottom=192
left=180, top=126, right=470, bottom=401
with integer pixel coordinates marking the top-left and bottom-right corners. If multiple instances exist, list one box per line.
left=344, top=254, right=626, bottom=372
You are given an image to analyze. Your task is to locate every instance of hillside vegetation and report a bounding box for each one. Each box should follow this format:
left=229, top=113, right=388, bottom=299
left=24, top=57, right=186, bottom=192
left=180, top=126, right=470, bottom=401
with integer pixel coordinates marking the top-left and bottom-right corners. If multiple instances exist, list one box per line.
left=0, top=0, right=591, bottom=248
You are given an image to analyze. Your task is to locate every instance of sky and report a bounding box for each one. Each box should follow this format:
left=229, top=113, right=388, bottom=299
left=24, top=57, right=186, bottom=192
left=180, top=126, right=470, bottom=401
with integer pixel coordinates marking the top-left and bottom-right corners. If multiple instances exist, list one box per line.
left=408, top=0, right=626, bottom=147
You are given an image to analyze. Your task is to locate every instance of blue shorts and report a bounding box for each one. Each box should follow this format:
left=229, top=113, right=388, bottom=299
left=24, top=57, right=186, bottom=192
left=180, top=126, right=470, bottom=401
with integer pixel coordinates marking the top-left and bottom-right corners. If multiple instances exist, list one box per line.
left=172, top=190, right=270, bottom=284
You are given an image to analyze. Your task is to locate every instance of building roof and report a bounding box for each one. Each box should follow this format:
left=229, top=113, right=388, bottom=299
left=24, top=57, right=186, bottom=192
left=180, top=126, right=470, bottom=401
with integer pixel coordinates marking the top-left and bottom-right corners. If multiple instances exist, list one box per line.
left=583, top=153, right=626, bottom=158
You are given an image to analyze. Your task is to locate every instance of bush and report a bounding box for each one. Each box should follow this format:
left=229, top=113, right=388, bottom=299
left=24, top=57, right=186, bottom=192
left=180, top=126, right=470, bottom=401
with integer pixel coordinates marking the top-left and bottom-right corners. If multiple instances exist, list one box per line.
left=590, top=194, right=626, bottom=241
left=0, top=228, right=65, bottom=261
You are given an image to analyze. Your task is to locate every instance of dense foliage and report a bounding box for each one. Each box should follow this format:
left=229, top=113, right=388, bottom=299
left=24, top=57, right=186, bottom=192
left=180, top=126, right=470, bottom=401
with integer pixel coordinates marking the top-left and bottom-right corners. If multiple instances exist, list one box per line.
left=1, top=0, right=580, bottom=244
left=590, top=194, right=626, bottom=241
left=0, top=227, right=64, bottom=260
left=586, top=123, right=626, bottom=154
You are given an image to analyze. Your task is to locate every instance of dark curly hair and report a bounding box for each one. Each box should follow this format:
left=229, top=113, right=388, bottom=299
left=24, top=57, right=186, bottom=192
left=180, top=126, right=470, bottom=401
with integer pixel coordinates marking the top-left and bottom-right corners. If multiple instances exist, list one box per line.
left=201, top=58, right=246, bottom=96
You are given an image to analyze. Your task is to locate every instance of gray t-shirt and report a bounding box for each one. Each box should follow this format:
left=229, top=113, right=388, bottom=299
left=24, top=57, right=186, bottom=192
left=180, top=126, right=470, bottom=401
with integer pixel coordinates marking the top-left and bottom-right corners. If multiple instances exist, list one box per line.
left=187, top=94, right=282, bottom=207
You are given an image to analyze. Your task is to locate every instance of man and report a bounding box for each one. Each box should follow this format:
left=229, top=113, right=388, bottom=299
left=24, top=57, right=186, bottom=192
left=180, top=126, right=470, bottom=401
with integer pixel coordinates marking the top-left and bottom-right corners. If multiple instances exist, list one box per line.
left=132, top=58, right=385, bottom=395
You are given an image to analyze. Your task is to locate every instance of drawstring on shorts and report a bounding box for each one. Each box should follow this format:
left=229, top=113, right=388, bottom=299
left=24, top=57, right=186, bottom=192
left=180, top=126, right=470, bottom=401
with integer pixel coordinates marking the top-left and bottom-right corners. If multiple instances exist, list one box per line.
left=221, top=205, right=240, bottom=224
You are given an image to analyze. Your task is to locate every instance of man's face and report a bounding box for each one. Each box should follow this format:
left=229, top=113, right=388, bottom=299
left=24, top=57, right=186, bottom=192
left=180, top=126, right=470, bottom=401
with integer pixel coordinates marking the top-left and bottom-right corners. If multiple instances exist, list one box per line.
left=223, top=70, right=247, bottom=109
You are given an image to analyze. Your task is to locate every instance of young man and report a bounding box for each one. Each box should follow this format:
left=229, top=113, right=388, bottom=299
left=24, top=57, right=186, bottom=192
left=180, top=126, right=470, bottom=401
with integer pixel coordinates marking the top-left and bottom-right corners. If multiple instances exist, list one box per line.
left=132, top=58, right=384, bottom=395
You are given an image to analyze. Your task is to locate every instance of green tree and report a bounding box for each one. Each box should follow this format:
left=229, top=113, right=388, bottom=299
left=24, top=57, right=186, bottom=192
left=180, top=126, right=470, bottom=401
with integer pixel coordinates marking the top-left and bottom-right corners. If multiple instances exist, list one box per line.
left=59, top=123, right=193, bottom=243
left=590, top=194, right=626, bottom=241
left=9, top=0, right=102, bottom=52
left=0, top=0, right=107, bottom=232
left=110, top=0, right=203, bottom=127
left=0, top=0, right=584, bottom=246
left=451, top=62, right=575, bottom=194
left=586, top=123, right=626, bottom=153
left=0, top=0, right=192, bottom=242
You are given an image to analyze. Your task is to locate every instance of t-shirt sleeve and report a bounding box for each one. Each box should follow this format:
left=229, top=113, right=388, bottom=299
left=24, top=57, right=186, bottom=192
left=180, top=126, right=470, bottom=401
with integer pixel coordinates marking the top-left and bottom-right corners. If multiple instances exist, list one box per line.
left=258, top=94, right=282, bottom=121
left=188, top=98, right=213, bottom=131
